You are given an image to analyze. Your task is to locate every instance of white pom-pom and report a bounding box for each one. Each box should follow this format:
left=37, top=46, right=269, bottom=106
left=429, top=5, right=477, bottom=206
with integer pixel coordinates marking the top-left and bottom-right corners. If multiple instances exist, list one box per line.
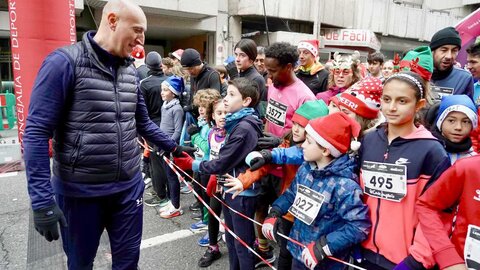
left=245, top=151, right=262, bottom=167
left=350, top=140, right=361, bottom=152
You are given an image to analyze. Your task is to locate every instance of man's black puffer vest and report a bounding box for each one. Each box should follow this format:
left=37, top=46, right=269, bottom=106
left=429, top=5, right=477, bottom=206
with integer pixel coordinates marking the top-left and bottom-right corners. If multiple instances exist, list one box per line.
left=52, top=33, right=141, bottom=183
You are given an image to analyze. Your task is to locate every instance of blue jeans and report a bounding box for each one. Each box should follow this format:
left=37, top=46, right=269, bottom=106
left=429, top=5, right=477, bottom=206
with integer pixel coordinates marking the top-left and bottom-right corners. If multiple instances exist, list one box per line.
left=56, top=180, right=144, bottom=270
left=223, top=193, right=257, bottom=270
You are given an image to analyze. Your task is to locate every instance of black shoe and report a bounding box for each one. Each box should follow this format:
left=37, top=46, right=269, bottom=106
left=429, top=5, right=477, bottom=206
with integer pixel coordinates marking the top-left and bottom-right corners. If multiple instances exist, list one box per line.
left=191, top=211, right=202, bottom=220
left=198, top=246, right=221, bottom=267
left=254, top=245, right=276, bottom=268
left=189, top=201, right=201, bottom=211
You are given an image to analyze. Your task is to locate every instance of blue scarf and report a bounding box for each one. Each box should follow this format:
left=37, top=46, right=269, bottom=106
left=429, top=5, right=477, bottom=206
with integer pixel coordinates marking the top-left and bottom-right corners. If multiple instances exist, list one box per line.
left=225, top=108, right=256, bottom=133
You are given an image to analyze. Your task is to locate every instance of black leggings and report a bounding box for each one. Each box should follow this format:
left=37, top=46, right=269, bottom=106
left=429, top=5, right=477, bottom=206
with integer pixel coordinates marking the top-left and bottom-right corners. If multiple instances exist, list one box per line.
left=207, top=192, right=223, bottom=245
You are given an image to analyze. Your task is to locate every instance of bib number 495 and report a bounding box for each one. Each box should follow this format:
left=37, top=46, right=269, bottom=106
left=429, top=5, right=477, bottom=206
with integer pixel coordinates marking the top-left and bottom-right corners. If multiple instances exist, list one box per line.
left=369, top=176, right=393, bottom=190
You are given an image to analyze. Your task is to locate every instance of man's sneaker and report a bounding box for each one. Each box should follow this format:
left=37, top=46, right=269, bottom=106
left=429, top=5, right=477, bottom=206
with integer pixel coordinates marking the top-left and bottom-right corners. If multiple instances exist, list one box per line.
left=180, top=184, right=192, bottom=194
left=189, top=201, right=201, bottom=211
left=160, top=203, right=183, bottom=219
left=158, top=200, right=172, bottom=213
left=198, top=246, right=221, bottom=267
left=254, top=245, right=276, bottom=268
left=190, top=220, right=208, bottom=232
left=191, top=211, right=202, bottom=220
left=144, top=196, right=162, bottom=207
left=198, top=233, right=223, bottom=247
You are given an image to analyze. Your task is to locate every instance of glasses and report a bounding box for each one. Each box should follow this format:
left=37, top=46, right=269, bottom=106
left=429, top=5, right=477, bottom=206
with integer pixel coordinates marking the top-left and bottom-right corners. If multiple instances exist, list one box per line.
left=333, top=68, right=352, bottom=76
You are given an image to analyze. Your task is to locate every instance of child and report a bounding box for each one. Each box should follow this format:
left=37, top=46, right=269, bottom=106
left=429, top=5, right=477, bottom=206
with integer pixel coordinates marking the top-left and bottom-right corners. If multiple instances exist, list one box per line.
left=262, top=112, right=371, bottom=270
left=188, top=89, right=222, bottom=223
left=158, top=75, right=185, bottom=218
left=428, top=95, right=477, bottom=164
left=198, top=98, right=228, bottom=267
left=174, top=78, right=263, bottom=270
left=416, top=155, right=480, bottom=270
left=357, top=71, right=451, bottom=269
left=225, top=100, right=330, bottom=269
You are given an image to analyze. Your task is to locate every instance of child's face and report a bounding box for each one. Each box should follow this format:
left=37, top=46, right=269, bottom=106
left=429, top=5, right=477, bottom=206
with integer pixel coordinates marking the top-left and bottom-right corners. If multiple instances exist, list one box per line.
left=212, top=102, right=228, bottom=128
left=292, top=122, right=306, bottom=143
left=328, top=100, right=340, bottom=113
left=381, top=80, right=424, bottom=127
left=161, top=85, right=175, bottom=102
left=223, top=85, right=246, bottom=113
left=441, top=111, right=473, bottom=143
left=301, top=134, right=324, bottom=162
left=198, top=106, right=207, bottom=118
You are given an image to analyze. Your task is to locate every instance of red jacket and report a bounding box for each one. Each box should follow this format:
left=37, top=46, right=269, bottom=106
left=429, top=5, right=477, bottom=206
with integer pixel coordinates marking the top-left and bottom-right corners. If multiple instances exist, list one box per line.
left=416, top=155, right=480, bottom=269
left=470, top=109, right=480, bottom=153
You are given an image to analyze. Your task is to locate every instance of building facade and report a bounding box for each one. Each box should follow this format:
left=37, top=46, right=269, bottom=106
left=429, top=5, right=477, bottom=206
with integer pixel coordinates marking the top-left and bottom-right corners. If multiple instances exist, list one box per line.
left=0, top=0, right=478, bottom=86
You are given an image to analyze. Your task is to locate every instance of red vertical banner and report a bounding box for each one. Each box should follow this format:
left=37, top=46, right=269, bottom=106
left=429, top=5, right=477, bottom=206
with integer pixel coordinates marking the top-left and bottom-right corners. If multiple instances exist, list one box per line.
left=8, top=0, right=77, bottom=146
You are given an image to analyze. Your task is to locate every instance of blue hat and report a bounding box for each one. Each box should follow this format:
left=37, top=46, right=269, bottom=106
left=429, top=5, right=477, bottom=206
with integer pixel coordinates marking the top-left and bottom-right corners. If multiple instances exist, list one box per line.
left=162, top=75, right=185, bottom=96
left=436, top=95, right=478, bottom=131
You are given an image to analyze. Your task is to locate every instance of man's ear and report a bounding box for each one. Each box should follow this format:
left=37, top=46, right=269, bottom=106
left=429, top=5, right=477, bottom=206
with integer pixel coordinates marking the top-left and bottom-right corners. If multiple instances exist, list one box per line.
left=242, top=96, right=252, bottom=107
left=107, top=13, right=118, bottom=31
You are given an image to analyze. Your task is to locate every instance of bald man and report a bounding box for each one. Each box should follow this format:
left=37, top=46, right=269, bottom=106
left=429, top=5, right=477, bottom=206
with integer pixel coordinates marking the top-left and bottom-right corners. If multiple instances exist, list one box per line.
left=24, top=1, right=184, bottom=269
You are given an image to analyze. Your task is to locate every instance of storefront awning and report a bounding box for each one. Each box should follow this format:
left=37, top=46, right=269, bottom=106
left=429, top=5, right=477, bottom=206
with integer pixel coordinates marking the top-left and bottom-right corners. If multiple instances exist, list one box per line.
left=320, top=28, right=381, bottom=51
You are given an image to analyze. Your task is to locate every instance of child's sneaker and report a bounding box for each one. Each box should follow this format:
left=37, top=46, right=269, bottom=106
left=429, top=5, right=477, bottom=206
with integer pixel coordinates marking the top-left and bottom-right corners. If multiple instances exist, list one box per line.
left=180, top=183, right=192, bottom=194
left=158, top=200, right=172, bottom=213
left=160, top=203, right=183, bottom=219
left=189, top=201, right=201, bottom=211
left=253, top=245, right=276, bottom=268
left=190, top=220, right=208, bottom=232
left=191, top=211, right=202, bottom=220
left=198, top=246, right=221, bottom=267
left=198, top=233, right=223, bottom=247
left=144, top=196, right=162, bottom=206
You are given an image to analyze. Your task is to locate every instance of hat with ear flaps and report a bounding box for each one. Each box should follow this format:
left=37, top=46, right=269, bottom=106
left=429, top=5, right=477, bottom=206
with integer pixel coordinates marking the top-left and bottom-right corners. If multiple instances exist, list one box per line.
left=305, top=112, right=361, bottom=157
left=399, top=46, right=434, bottom=81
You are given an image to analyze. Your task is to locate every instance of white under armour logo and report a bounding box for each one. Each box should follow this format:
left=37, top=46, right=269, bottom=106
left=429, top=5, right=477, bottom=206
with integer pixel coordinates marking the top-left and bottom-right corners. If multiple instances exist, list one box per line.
left=136, top=197, right=143, bottom=206
left=474, top=190, right=480, bottom=202
left=395, top=158, right=410, bottom=165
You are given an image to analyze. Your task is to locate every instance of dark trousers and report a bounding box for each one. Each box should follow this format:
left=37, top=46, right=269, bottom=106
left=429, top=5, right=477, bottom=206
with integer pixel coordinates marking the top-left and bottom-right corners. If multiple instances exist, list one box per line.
left=200, top=173, right=210, bottom=221
left=277, top=218, right=294, bottom=270
left=223, top=193, right=257, bottom=270
left=149, top=148, right=167, bottom=199
left=56, top=181, right=144, bottom=270
left=163, top=159, right=180, bottom=208
left=208, top=191, right=222, bottom=245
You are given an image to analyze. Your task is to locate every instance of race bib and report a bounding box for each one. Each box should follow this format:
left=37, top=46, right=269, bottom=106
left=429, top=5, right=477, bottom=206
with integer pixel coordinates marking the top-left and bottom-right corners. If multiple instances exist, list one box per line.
left=288, top=185, right=324, bottom=225
left=194, top=146, right=204, bottom=159
left=362, top=161, right=407, bottom=202
left=465, top=224, right=480, bottom=270
left=430, top=86, right=454, bottom=101
left=266, top=99, right=288, bottom=127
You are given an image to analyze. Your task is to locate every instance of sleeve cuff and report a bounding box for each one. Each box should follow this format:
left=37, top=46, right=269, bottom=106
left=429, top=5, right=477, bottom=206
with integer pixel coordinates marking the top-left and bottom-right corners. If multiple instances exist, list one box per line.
left=192, top=160, right=201, bottom=172
left=433, top=246, right=465, bottom=269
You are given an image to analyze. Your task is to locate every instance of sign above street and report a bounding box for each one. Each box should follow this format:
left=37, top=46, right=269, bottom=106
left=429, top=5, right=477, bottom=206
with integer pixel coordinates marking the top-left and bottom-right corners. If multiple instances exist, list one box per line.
left=320, top=28, right=381, bottom=51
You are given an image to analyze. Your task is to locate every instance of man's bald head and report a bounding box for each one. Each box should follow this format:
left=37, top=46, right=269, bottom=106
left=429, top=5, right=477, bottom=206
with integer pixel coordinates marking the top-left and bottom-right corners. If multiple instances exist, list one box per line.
left=94, top=0, right=147, bottom=58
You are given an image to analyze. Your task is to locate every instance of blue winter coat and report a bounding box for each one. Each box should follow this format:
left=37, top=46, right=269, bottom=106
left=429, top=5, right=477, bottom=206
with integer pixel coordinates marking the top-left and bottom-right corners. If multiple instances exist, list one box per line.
left=272, top=154, right=371, bottom=269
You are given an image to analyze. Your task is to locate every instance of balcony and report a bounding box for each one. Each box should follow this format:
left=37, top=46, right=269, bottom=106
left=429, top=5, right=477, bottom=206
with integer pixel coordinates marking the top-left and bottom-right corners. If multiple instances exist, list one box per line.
left=230, top=0, right=317, bottom=22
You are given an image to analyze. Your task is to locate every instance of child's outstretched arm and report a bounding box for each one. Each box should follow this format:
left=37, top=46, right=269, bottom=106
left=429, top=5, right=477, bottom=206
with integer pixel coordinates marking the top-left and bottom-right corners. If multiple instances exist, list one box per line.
left=271, top=145, right=304, bottom=165
left=224, top=165, right=270, bottom=198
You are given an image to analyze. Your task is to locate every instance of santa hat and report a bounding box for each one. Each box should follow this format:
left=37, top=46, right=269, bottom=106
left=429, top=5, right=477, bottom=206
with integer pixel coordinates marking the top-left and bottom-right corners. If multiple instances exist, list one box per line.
left=305, top=112, right=361, bottom=157
left=298, top=40, right=319, bottom=58
left=292, top=100, right=329, bottom=127
left=162, top=75, right=185, bottom=96
left=435, top=95, right=478, bottom=131
left=400, top=46, right=433, bottom=81
left=334, top=77, right=383, bottom=119
left=131, top=45, right=145, bottom=59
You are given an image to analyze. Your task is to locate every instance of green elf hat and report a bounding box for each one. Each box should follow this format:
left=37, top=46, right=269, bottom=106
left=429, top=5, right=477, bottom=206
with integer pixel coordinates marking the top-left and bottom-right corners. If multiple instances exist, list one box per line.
left=400, top=46, right=434, bottom=81
left=292, top=100, right=329, bottom=127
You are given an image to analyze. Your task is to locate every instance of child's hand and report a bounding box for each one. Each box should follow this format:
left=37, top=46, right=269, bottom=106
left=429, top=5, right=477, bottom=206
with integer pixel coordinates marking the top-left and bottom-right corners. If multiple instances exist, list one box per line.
left=224, top=174, right=244, bottom=199
left=261, top=216, right=278, bottom=242
left=257, top=132, right=282, bottom=149
left=301, top=242, right=326, bottom=270
left=186, top=124, right=201, bottom=136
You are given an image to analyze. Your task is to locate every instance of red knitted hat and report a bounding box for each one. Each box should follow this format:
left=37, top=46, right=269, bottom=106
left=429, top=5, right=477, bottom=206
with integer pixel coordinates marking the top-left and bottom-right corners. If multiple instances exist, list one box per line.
left=298, top=40, right=319, bottom=57
left=131, top=45, right=145, bottom=59
left=305, top=112, right=361, bottom=157
left=336, top=77, right=383, bottom=119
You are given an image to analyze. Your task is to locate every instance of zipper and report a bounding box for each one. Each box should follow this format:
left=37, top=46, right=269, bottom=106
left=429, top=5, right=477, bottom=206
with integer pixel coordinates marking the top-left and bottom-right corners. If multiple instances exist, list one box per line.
left=113, top=67, right=122, bottom=181
left=373, top=143, right=391, bottom=254
left=70, top=130, right=84, bottom=172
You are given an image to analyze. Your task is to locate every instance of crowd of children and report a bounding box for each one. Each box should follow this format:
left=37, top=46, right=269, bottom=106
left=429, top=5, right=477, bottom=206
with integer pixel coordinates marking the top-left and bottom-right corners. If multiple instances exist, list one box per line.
left=138, top=26, right=480, bottom=270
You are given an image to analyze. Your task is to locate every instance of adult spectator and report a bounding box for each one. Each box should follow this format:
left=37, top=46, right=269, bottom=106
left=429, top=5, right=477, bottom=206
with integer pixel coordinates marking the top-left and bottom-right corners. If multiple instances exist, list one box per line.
left=430, top=27, right=474, bottom=100
left=23, top=1, right=184, bottom=268
left=255, top=46, right=268, bottom=83
left=295, top=40, right=329, bottom=94
left=168, top=49, right=184, bottom=65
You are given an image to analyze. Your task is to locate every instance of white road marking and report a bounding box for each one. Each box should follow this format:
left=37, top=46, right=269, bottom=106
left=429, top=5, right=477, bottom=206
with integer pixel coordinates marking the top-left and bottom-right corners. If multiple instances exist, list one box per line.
left=140, top=229, right=204, bottom=250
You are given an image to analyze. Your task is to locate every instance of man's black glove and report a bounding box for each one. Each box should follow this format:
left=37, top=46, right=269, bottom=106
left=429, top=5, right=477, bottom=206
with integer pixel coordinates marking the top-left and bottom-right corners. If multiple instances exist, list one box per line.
left=257, top=132, right=282, bottom=150
left=183, top=105, right=193, bottom=113
left=33, top=203, right=67, bottom=242
left=186, top=124, right=200, bottom=136
left=250, top=150, right=272, bottom=171
left=172, top=145, right=197, bottom=157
